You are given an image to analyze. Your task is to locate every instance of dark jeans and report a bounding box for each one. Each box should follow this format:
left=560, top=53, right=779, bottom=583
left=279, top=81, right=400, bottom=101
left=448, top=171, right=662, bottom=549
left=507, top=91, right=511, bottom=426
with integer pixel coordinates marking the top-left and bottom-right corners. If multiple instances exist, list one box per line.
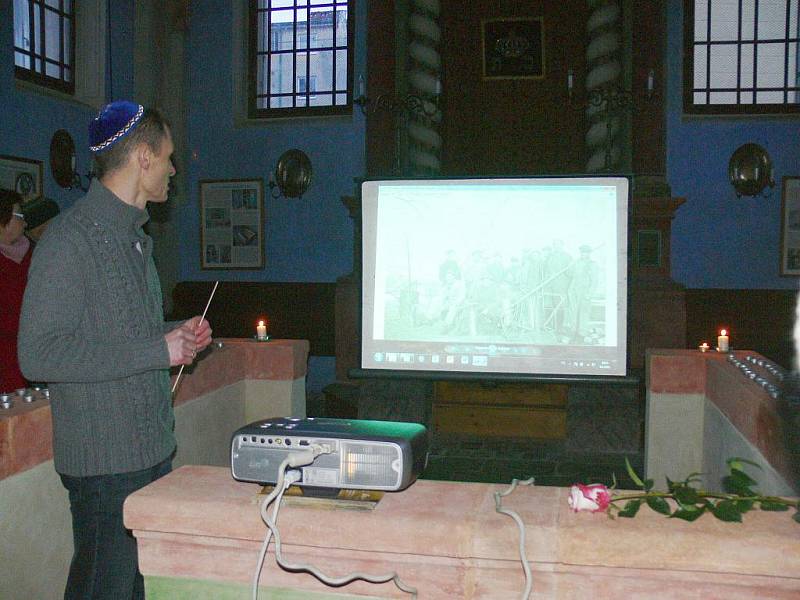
left=59, top=457, right=172, bottom=600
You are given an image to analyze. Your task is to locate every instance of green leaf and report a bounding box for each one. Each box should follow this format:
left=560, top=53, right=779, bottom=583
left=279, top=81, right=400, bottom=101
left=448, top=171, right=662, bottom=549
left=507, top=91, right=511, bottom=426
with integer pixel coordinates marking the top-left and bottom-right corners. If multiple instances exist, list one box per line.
left=611, top=472, right=618, bottom=490
left=666, top=476, right=676, bottom=492
left=735, top=499, right=754, bottom=513
left=722, top=473, right=754, bottom=496
left=760, top=501, right=790, bottom=512
left=671, top=506, right=705, bottom=522
left=617, top=499, right=642, bottom=518
left=644, top=479, right=654, bottom=492
left=729, top=467, right=758, bottom=487
left=673, top=485, right=699, bottom=506
left=625, top=458, right=644, bottom=488
left=727, top=457, right=762, bottom=472
left=793, top=511, right=800, bottom=524
left=711, top=500, right=743, bottom=523
left=646, top=496, right=672, bottom=515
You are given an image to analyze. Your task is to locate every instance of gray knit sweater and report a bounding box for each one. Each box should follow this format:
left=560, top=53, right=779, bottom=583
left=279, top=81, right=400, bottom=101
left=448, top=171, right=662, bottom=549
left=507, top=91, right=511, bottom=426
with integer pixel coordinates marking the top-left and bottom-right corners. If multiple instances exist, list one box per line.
left=18, top=179, right=176, bottom=477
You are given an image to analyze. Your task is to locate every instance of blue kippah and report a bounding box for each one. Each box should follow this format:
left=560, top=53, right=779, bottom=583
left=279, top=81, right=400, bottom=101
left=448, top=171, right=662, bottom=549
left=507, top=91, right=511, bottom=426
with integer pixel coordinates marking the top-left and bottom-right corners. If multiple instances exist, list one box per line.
left=88, top=101, right=144, bottom=153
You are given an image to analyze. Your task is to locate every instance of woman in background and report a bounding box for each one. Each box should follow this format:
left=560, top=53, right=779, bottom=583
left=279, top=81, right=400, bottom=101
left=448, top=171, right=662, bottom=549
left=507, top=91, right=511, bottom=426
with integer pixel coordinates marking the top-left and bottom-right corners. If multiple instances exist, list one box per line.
left=0, top=189, right=32, bottom=392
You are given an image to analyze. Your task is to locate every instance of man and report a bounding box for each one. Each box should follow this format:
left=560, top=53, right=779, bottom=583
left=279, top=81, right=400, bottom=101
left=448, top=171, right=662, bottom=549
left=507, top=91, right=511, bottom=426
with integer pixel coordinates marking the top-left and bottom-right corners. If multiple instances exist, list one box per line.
left=18, top=101, right=212, bottom=599
left=567, top=245, right=599, bottom=342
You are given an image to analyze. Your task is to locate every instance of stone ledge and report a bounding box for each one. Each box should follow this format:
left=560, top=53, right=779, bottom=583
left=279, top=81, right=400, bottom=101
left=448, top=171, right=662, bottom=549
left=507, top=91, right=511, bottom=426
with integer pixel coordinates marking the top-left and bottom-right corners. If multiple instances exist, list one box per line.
left=126, top=465, right=800, bottom=599
left=646, top=348, right=796, bottom=491
left=172, top=338, right=309, bottom=407
left=0, top=339, right=309, bottom=481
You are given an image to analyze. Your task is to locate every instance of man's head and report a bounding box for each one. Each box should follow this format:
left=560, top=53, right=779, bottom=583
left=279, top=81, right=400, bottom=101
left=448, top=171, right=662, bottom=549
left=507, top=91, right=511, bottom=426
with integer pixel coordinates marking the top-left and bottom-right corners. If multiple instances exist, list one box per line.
left=89, top=101, right=175, bottom=204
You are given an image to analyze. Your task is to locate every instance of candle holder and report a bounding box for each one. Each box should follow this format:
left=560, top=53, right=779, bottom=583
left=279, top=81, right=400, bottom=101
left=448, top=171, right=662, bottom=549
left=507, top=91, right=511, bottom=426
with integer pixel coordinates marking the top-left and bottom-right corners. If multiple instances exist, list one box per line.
left=353, top=92, right=441, bottom=120
left=254, top=334, right=271, bottom=342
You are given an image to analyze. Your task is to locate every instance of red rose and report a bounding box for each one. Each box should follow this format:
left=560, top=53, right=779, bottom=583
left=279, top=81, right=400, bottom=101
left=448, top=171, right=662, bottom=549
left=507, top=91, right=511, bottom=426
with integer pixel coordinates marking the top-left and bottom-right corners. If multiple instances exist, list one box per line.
left=568, top=483, right=611, bottom=513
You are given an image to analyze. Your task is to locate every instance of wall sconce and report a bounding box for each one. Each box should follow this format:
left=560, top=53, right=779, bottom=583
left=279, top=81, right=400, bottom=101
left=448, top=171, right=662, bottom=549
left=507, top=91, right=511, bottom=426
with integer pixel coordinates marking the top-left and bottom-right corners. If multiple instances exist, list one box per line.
left=353, top=75, right=441, bottom=119
left=49, top=129, right=91, bottom=192
left=566, top=67, right=656, bottom=172
left=566, top=68, right=655, bottom=110
left=268, top=149, right=312, bottom=199
left=353, top=74, right=442, bottom=174
left=728, top=143, right=775, bottom=198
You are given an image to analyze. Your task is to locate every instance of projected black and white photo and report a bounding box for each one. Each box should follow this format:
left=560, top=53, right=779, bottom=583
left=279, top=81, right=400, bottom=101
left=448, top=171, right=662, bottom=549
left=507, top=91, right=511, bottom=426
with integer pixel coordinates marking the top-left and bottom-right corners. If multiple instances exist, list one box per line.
left=360, top=178, right=629, bottom=378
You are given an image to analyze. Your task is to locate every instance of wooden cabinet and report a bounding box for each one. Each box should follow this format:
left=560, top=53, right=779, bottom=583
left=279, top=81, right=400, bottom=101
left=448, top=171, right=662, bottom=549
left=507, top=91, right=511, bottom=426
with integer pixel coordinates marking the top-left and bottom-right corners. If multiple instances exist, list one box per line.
left=432, top=381, right=567, bottom=439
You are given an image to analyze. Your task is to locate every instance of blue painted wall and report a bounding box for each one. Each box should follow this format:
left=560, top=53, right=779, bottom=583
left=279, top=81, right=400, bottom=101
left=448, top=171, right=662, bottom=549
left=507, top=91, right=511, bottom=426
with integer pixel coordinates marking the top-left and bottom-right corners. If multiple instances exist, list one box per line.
left=4, top=2, right=795, bottom=392
left=182, top=2, right=366, bottom=393
left=0, top=1, right=135, bottom=212
left=180, top=2, right=366, bottom=284
left=666, top=3, right=800, bottom=290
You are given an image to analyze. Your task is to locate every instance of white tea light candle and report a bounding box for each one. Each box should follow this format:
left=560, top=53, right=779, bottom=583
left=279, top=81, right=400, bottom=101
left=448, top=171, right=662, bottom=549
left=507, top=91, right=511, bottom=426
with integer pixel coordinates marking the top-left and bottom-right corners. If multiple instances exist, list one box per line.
left=256, top=320, right=268, bottom=341
left=717, top=329, right=729, bottom=352
left=699, top=342, right=710, bottom=352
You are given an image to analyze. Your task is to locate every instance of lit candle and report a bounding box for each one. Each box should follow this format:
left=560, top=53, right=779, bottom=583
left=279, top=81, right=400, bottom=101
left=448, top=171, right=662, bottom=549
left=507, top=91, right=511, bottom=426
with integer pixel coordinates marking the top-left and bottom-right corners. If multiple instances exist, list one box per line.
left=567, top=69, right=574, bottom=94
left=698, top=342, right=710, bottom=352
left=717, top=329, right=729, bottom=352
left=256, top=319, right=268, bottom=341
left=647, top=68, right=654, bottom=94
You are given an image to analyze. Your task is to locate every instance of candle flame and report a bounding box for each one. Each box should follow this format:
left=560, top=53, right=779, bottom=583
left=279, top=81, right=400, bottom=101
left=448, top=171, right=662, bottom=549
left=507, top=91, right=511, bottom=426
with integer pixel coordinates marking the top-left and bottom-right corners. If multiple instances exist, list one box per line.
left=720, top=329, right=727, bottom=336
left=258, top=320, right=265, bottom=327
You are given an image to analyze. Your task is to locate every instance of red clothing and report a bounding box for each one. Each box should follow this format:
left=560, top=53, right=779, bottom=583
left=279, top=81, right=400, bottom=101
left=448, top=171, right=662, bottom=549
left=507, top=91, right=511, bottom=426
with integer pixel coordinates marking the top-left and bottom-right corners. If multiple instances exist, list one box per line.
left=0, top=246, right=32, bottom=391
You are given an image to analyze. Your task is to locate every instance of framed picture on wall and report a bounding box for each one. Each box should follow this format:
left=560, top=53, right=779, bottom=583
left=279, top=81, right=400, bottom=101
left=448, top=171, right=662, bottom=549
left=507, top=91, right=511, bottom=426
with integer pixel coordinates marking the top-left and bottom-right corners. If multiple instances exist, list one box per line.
left=780, top=176, right=800, bottom=276
left=0, top=155, right=43, bottom=203
left=482, top=17, right=545, bottom=80
left=199, top=178, right=265, bottom=270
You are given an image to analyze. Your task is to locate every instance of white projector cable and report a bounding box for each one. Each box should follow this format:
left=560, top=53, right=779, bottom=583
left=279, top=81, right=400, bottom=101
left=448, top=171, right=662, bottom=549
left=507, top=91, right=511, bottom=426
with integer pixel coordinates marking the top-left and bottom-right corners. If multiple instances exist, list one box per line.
left=494, top=477, right=536, bottom=600
left=251, top=445, right=417, bottom=600
left=252, top=447, right=322, bottom=600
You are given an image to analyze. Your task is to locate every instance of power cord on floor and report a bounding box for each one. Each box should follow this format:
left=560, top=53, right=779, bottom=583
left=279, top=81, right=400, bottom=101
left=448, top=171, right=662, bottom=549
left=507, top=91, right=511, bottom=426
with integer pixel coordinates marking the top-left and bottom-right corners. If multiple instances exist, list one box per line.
left=251, top=445, right=417, bottom=600
left=494, top=477, right=536, bottom=600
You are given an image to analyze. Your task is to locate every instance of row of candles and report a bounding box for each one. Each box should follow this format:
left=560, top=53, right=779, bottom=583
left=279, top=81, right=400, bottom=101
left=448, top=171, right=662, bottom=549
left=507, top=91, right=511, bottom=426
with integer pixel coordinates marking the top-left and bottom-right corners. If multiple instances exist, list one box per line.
left=698, top=328, right=730, bottom=353
left=256, top=318, right=735, bottom=351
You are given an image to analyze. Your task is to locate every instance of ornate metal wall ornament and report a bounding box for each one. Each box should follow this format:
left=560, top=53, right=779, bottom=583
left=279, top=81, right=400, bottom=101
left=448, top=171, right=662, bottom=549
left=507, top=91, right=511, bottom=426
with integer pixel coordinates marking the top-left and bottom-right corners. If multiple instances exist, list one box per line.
left=728, top=143, right=775, bottom=198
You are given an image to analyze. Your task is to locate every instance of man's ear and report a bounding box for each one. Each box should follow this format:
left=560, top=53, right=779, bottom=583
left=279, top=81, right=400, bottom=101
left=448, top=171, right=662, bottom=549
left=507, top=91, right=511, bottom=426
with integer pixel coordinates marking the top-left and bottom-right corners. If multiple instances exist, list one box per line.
left=136, top=143, right=152, bottom=171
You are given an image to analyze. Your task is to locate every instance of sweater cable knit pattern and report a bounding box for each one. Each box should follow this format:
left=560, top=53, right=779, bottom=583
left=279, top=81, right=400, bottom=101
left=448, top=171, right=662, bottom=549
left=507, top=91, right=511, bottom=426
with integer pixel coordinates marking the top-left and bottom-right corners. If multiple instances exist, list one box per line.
left=18, top=179, right=174, bottom=476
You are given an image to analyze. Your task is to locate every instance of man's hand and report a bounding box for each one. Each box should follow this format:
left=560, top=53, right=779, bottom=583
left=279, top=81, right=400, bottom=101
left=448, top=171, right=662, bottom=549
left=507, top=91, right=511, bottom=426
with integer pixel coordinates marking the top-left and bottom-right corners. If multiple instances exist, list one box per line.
left=164, top=317, right=212, bottom=366
left=184, top=316, right=213, bottom=353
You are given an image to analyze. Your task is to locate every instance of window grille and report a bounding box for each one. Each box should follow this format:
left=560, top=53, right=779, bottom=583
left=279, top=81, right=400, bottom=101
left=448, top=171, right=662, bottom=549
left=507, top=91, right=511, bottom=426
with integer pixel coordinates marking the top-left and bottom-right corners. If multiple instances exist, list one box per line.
left=685, top=0, right=800, bottom=114
left=249, top=0, right=353, bottom=118
left=14, top=0, right=75, bottom=94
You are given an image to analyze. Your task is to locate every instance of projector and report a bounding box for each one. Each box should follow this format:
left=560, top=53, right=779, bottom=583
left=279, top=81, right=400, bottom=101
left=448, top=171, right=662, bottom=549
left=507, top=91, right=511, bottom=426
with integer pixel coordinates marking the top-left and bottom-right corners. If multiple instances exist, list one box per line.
left=231, top=417, right=429, bottom=491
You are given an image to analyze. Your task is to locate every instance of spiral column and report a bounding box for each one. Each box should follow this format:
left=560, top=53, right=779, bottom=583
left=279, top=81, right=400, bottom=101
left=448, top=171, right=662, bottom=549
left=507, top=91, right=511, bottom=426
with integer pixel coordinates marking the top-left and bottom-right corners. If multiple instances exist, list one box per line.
left=404, top=0, right=443, bottom=175
left=584, top=0, right=624, bottom=172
